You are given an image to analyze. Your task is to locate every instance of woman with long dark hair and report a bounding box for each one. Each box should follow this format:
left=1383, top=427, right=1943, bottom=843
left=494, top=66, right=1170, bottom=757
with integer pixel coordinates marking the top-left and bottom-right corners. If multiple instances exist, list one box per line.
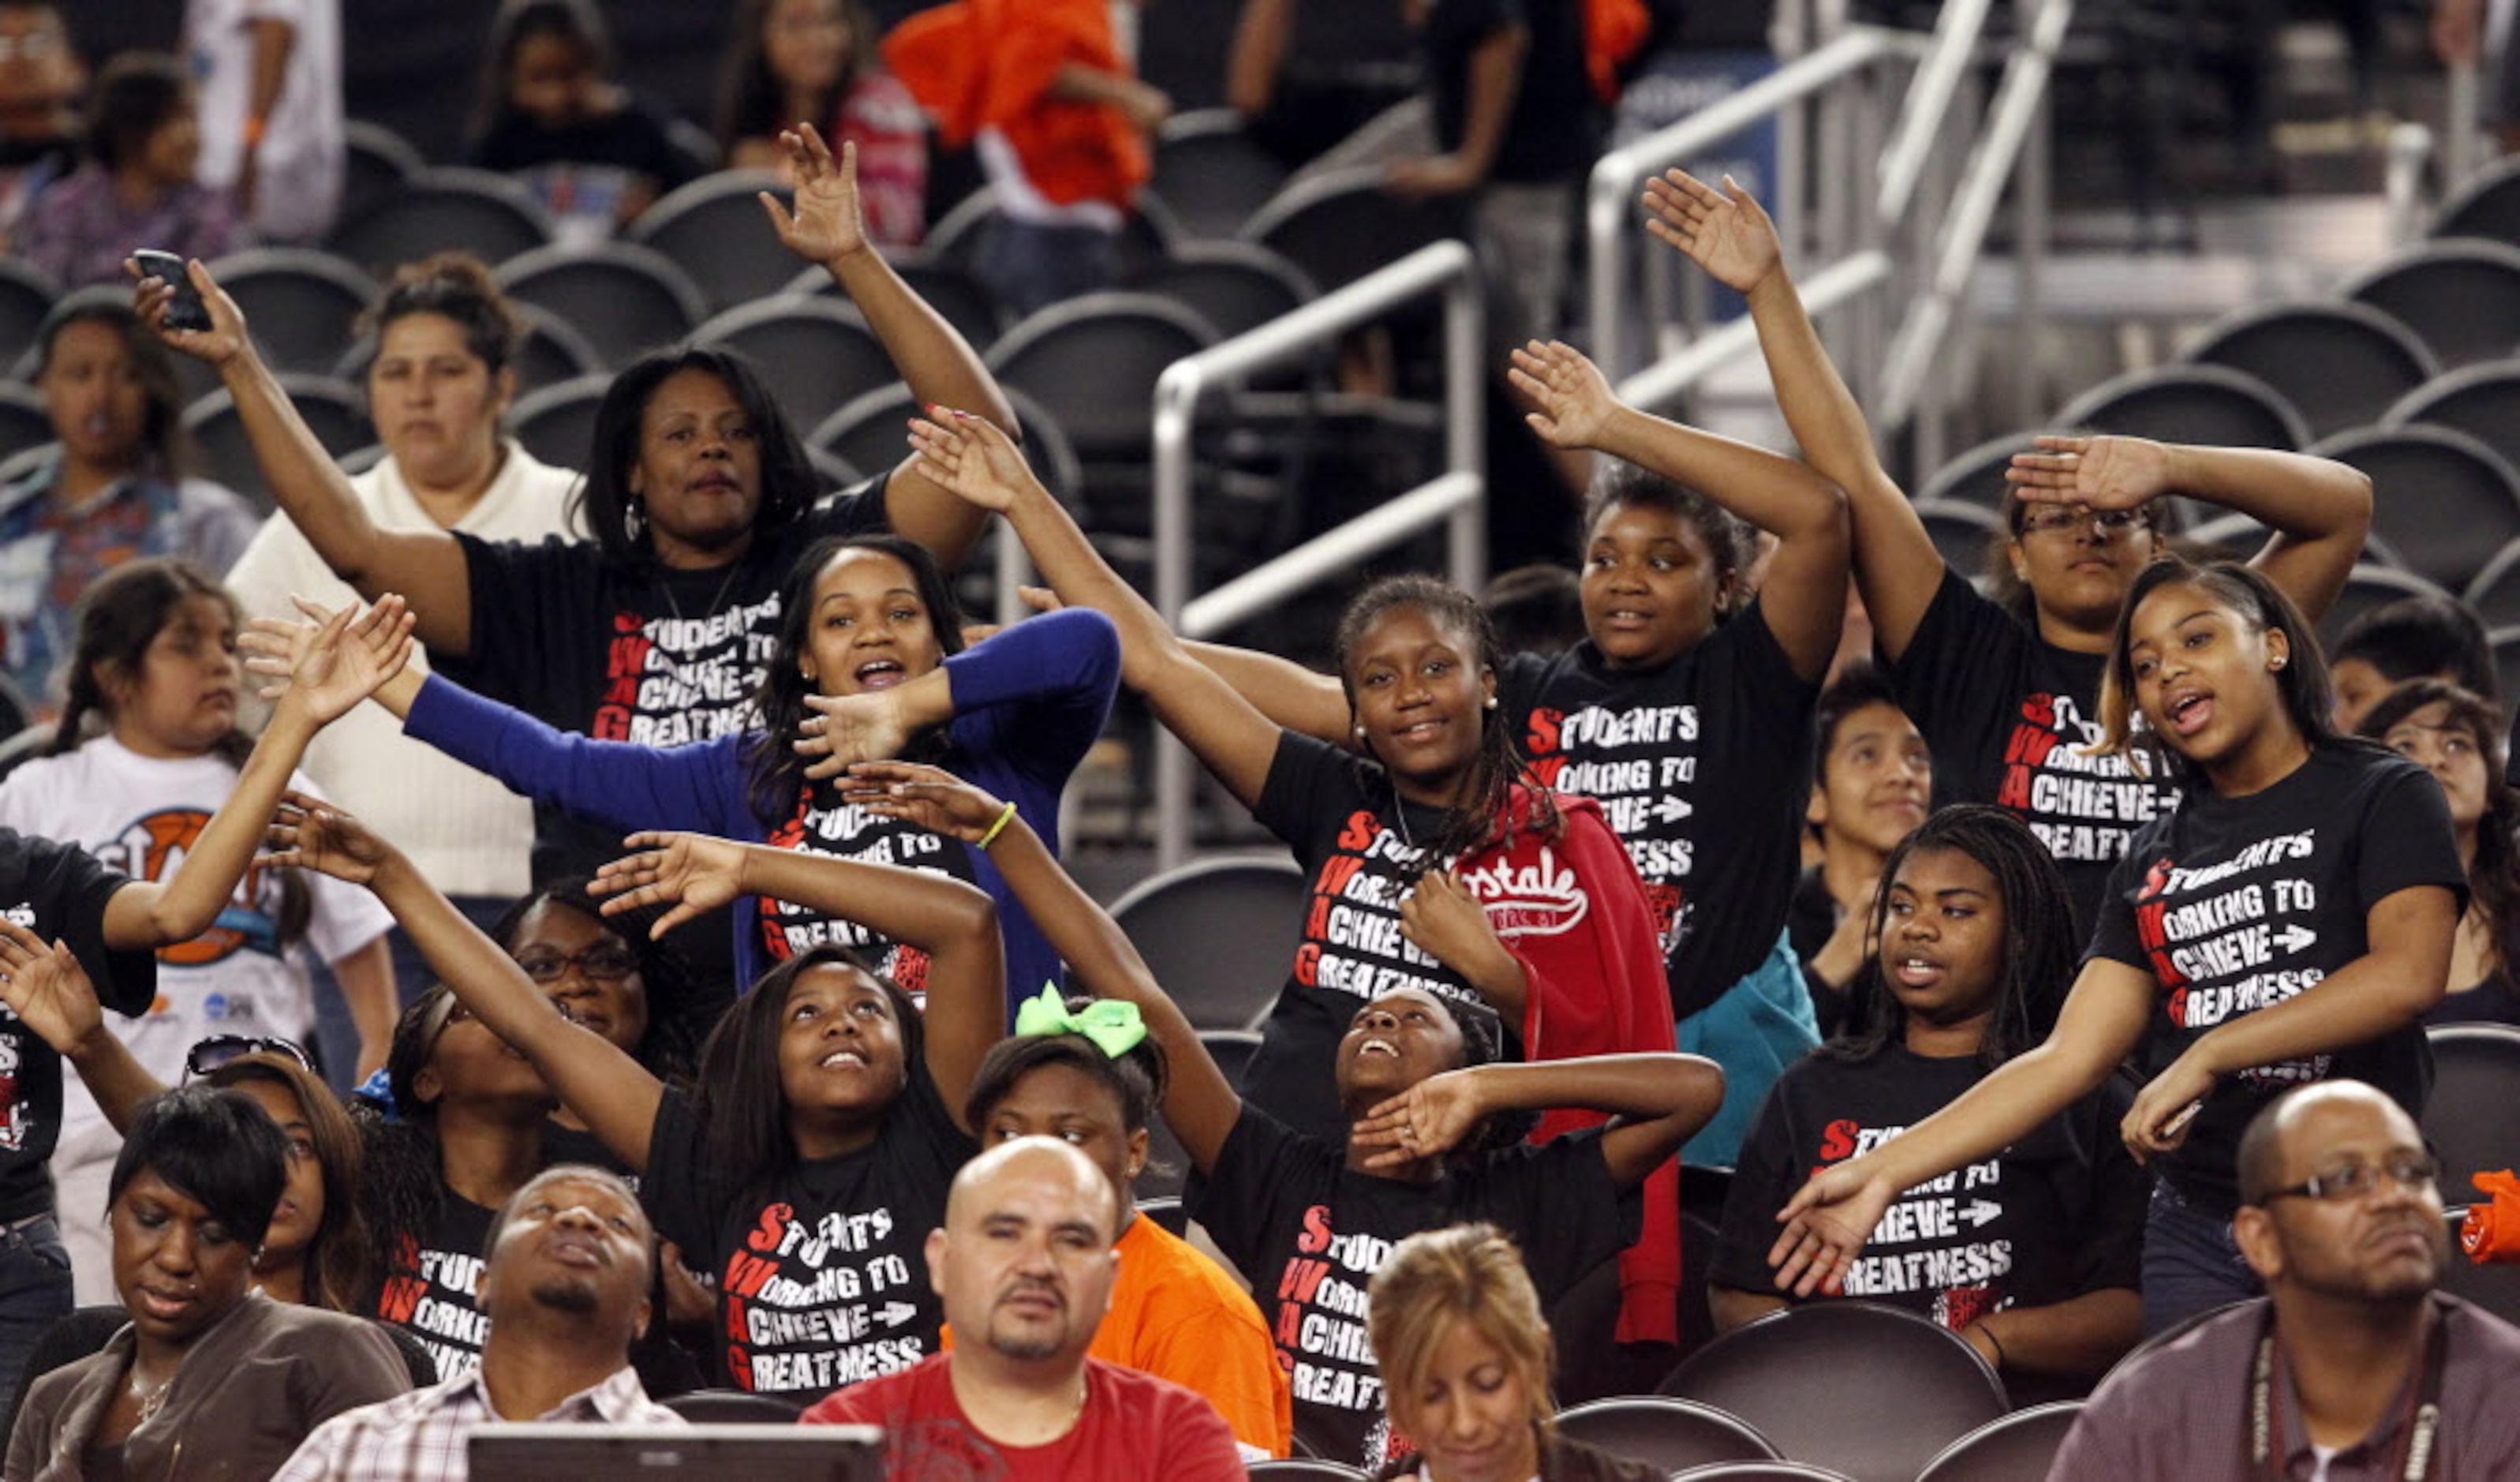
left=1768, top=559, right=2464, bottom=1332
left=2361, top=679, right=2520, bottom=1026
left=717, top=0, right=925, bottom=245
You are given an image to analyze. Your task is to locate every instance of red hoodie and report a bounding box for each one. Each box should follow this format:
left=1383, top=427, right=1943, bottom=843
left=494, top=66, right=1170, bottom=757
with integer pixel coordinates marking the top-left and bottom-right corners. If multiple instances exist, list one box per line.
left=884, top=0, right=1150, bottom=210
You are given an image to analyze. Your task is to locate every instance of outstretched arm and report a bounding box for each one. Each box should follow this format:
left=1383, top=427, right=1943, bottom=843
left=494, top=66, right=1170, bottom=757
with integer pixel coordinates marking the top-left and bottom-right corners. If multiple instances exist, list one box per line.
left=134, top=264, right=475, bottom=655
left=103, top=601, right=415, bottom=951
left=266, top=793, right=667, bottom=1169
left=2006, top=436, right=2372, bottom=620
left=845, top=761, right=1247, bottom=1171
left=764, top=126, right=1009, bottom=570
left=1510, top=338, right=1849, bottom=679
left=0, top=921, right=164, bottom=1135
left=1352, top=1053, right=1723, bottom=1189
left=590, top=831, right=1004, bottom=1126
left=907, top=410, right=1287, bottom=807
left=1644, top=170, right=1939, bottom=661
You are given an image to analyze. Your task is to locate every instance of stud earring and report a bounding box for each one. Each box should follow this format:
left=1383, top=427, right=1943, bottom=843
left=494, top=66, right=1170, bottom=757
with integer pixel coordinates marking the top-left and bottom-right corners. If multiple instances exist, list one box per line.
left=1355, top=724, right=1367, bottom=739
left=1483, top=697, right=1497, bottom=710
left=2270, top=656, right=2286, bottom=671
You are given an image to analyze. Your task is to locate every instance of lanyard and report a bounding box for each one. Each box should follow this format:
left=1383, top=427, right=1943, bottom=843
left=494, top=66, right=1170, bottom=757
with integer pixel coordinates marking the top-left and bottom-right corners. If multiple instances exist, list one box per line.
left=2248, top=1297, right=2451, bottom=1482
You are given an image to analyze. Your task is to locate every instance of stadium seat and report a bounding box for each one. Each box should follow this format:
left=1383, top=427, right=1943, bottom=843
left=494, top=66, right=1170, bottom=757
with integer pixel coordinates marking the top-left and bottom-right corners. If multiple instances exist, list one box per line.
left=2098, top=1299, right=2249, bottom=1388
left=506, top=372, right=611, bottom=471
left=1126, top=240, right=1318, bottom=342
left=1150, top=109, right=1293, bottom=241
left=0, top=260, right=58, bottom=373
left=1136, top=1029, right=1262, bottom=1202
left=2342, top=238, right=2520, bottom=372
left=2495, top=624, right=2520, bottom=703
left=2055, top=364, right=2312, bottom=451
left=922, top=185, right=1002, bottom=268
left=792, top=250, right=1006, bottom=354
left=2319, top=564, right=2453, bottom=649
left=1664, top=1465, right=1859, bottom=1480
left=495, top=243, right=709, bottom=371
left=2425, top=1024, right=2520, bottom=1198
left=1107, top=855, right=1307, bottom=1032
left=2186, top=302, right=2436, bottom=444
left=1909, top=498, right=2004, bottom=577
left=327, top=167, right=555, bottom=275
left=2305, top=424, right=2520, bottom=591
left=984, top=293, right=1217, bottom=537
left=339, top=120, right=424, bottom=228
left=2382, top=358, right=2520, bottom=476
left=626, top=169, right=796, bottom=314
left=0, top=384, right=52, bottom=464
left=1245, top=1462, right=1371, bottom=1480
left=182, top=376, right=368, bottom=511
left=1913, top=1402, right=2084, bottom=1482
left=661, top=1389, right=804, bottom=1422
left=2430, top=156, right=2520, bottom=249
left=1659, top=1302, right=2006, bottom=1482
left=694, top=295, right=895, bottom=423
left=511, top=306, right=604, bottom=395
left=810, top=384, right=1082, bottom=510
left=1242, top=165, right=1465, bottom=295
left=205, top=248, right=376, bottom=376
left=1551, top=1396, right=1780, bottom=1473
left=919, top=186, right=1182, bottom=283
left=1915, top=432, right=2040, bottom=514
left=2473, top=544, right=2520, bottom=629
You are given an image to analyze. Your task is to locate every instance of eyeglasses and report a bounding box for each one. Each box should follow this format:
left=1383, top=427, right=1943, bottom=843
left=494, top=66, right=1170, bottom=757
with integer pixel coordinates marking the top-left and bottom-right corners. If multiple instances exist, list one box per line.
left=183, top=1035, right=314, bottom=1083
left=511, top=945, right=641, bottom=984
left=2017, top=506, right=2151, bottom=538
left=2262, top=1152, right=2440, bottom=1204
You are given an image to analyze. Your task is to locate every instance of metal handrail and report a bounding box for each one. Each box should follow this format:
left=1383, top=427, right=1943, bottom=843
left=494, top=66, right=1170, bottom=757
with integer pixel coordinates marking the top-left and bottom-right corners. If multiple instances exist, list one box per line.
left=1875, top=0, right=1997, bottom=227
left=1149, top=240, right=1485, bottom=866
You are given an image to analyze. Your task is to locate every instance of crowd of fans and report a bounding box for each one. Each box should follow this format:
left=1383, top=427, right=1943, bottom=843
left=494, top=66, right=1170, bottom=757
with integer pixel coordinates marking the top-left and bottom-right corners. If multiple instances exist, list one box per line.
left=0, top=1, right=2510, bottom=1479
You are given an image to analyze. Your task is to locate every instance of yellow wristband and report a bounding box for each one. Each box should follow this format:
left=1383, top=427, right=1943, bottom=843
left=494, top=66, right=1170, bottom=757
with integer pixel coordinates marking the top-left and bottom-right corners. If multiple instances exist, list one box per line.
left=978, top=801, right=1019, bottom=850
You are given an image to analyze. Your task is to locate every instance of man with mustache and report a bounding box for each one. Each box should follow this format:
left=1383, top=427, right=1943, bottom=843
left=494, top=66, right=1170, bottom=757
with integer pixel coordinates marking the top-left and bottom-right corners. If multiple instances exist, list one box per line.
left=2049, top=1081, right=2520, bottom=1479
left=275, top=1164, right=682, bottom=1480
left=802, top=1136, right=1242, bottom=1479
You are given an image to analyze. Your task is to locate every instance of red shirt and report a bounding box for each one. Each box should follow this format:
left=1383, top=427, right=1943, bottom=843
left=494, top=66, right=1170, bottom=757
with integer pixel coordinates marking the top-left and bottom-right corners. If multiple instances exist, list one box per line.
left=801, top=1353, right=1244, bottom=1481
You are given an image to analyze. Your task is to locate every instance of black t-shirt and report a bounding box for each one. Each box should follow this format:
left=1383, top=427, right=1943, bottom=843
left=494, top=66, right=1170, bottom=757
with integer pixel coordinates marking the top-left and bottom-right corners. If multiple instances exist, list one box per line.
left=1500, top=606, right=1819, bottom=1020
left=1786, top=866, right=1857, bottom=1040
left=1422, top=0, right=1600, bottom=184
left=370, top=1184, right=495, bottom=1382
left=439, top=483, right=890, bottom=886
left=0, top=831, right=153, bottom=1221
left=1711, top=1044, right=2145, bottom=1402
left=1243, top=733, right=1507, bottom=1141
left=473, top=101, right=705, bottom=191
left=1889, top=570, right=2181, bottom=938
left=641, top=1074, right=975, bottom=1402
left=757, top=781, right=981, bottom=997
left=2088, top=745, right=2467, bottom=1214
left=1189, top=1106, right=1637, bottom=1469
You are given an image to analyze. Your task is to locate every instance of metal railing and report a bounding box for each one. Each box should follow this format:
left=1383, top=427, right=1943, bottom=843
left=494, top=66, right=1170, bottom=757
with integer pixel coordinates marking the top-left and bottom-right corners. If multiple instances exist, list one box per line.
left=1147, top=240, right=1486, bottom=867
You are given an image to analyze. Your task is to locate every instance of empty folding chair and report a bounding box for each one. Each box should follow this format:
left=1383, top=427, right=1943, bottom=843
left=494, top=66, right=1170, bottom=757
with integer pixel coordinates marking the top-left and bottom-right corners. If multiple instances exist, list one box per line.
left=1915, top=432, right=2040, bottom=514
left=2383, top=358, right=2520, bottom=476
left=1663, top=1462, right=1857, bottom=1480
left=2056, top=364, right=2312, bottom=451
left=1551, top=1396, right=1780, bottom=1474
left=811, top=384, right=1082, bottom=509
left=2305, top=424, right=2520, bottom=592
left=506, top=372, right=611, bottom=471
left=1108, top=855, right=1306, bottom=1031
left=511, top=307, right=604, bottom=395
left=1126, top=241, right=1318, bottom=342
left=2430, top=155, right=2520, bottom=249
left=1151, top=109, right=1292, bottom=241
left=495, top=243, right=709, bottom=371
left=327, top=167, right=555, bottom=275
left=2318, top=564, right=2453, bottom=651
left=985, top=293, right=1217, bottom=533
left=1909, top=499, right=2005, bottom=579
left=1244, top=1462, right=1371, bottom=1480
left=626, top=169, right=797, bottom=314
left=182, top=376, right=368, bottom=511
left=1241, top=165, right=1465, bottom=294
left=338, top=120, right=425, bottom=231
left=1914, top=1402, right=2084, bottom=1482
left=0, top=260, right=58, bottom=374
left=2185, top=301, right=2436, bottom=443
left=2342, top=238, right=2520, bottom=372
left=2425, top=1025, right=2520, bottom=1197
left=205, top=248, right=376, bottom=376
left=694, top=295, right=895, bottom=423
left=2472, top=542, right=2520, bottom=629
left=792, top=251, right=1006, bottom=353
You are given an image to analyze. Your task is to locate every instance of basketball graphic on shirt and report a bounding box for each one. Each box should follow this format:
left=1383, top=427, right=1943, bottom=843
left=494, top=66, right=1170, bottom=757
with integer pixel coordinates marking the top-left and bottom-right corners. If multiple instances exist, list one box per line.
left=96, top=809, right=279, bottom=967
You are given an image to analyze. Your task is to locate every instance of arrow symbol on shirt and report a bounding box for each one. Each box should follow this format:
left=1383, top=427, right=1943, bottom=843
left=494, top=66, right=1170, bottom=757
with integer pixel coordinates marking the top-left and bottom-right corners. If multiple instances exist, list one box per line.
left=1653, top=796, right=1694, bottom=824
left=877, top=1302, right=919, bottom=1327
left=2273, top=924, right=2317, bottom=955
left=1961, top=1199, right=2002, bottom=1229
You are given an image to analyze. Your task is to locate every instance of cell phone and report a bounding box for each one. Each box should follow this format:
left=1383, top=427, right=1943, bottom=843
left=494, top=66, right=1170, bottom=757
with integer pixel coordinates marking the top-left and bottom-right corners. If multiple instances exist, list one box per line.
left=130, top=250, right=210, bottom=333
left=2162, top=1098, right=2205, bottom=1140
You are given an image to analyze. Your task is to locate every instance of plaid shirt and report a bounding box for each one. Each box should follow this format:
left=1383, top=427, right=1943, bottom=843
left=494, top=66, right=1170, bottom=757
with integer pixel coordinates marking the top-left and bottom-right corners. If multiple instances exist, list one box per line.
left=273, top=1364, right=683, bottom=1482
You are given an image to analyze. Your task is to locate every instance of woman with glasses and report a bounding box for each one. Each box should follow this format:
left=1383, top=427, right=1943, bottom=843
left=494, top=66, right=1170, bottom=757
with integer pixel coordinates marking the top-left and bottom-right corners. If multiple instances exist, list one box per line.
left=1766, top=559, right=2463, bottom=1333
left=1643, top=169, right=2372, bottom=941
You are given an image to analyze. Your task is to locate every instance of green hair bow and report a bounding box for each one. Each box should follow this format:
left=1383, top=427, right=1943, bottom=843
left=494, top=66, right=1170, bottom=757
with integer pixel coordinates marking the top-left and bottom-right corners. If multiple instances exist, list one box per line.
left=1014, top=985, right=1148, bottom=1058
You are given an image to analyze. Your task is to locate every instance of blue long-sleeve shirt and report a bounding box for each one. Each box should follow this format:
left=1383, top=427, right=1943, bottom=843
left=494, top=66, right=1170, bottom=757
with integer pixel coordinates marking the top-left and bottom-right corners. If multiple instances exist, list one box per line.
left=402, top=607, right=1121, bottom=1012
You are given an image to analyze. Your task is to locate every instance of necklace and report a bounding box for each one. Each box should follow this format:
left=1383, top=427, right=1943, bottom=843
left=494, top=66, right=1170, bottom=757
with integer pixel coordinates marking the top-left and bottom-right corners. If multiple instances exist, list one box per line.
left=660, top=556, right=746, bottom=627
left=133, top=1371, right=174, bottom=1426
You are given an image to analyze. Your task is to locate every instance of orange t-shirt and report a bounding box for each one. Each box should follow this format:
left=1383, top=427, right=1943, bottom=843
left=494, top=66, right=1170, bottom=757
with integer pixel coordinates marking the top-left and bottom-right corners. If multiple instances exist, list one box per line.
left=943, top=1214, right=1292, bottom=1458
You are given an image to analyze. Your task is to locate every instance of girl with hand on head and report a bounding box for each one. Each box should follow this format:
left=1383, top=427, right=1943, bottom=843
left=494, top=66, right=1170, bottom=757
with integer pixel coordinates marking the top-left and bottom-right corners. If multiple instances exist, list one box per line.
left=1644, top=168, right=2373, bottom=940
left=2359, top=679, right=2520, bottom=1027
left=263, top=795, right=1004, bottom=1404
left=847, top=758, right=1723, bottom=1467
left=903, top=409, right=1690, bottom=1349
left=1767, top=559, right=2462, bottom=1334
left=0, top=558, right=398, bottom=1306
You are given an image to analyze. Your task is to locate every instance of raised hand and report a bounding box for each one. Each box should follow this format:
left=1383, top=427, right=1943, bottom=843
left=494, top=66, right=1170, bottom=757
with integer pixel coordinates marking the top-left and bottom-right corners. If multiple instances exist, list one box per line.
left=1642, top=170, right=1783, bottom=295
left=1352, top=1068, right=1490, bottom=1170
left=589, top=833, right=753, bottom=938
left=128, top=256, right=254, bottom=369
left=264, top=790, right=394, bottom=885
left=0, top=918, right=103, bottom=1057
left=241, top=595, right=409, bottom=704
left=796, top=690, right=912, bottom=779
left=1506, top=340, right=1621, bottom=450
left=838, top=761, right=1008, bottom=841
left=1768, top=1161, right=1897, bottom=1297
left=263, top=597, right=417, bottom=728
left=907, top=408, right=1044, bottom=512
left=760, top=125, right=867, bottom=267
left=2005, top=434, right=2174, bottom=511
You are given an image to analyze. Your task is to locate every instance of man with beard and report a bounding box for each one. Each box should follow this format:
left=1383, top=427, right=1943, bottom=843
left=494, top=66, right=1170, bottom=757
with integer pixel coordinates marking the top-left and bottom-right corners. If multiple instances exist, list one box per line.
left=802, top=1136, right=1241, bottom=1479
left=2050, top=1082, right=2520, bottom=1479
left=276, top=1165, right=682, bottom=1480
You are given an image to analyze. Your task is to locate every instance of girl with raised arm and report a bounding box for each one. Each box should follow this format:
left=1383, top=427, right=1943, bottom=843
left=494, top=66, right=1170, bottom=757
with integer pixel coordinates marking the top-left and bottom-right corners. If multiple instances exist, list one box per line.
left=846, top=758, right=1724, bottom=1468
left=1644, top=170, right=2373, bottom=938
left=1767, top=559, right=2461, bottom=1332
left=263, top=798, right=1003, bottom=1403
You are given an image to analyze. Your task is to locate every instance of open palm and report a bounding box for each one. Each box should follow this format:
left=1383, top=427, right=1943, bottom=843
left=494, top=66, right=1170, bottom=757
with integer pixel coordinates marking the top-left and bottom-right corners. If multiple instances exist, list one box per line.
left=762, top=126, right=867, bottom=265
left=265, top=791, right=393, bottom=885
left=591, top=833, right=749, bottom=937
left=0, top=919, right=102, bottom=1056
left=907, top=410, right=1040, bottom=511
left=2006, top=434, right=2172, bottom=511
left=1643, top=170, right=1782, bottom=294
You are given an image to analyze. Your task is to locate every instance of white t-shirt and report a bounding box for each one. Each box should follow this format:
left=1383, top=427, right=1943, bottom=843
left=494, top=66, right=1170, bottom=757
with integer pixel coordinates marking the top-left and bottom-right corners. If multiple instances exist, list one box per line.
left=0, top=735, right=391, bottom=1134
left=223, top=440, right=585, bottom=899
left=185, top=0, right=344, bottom=243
